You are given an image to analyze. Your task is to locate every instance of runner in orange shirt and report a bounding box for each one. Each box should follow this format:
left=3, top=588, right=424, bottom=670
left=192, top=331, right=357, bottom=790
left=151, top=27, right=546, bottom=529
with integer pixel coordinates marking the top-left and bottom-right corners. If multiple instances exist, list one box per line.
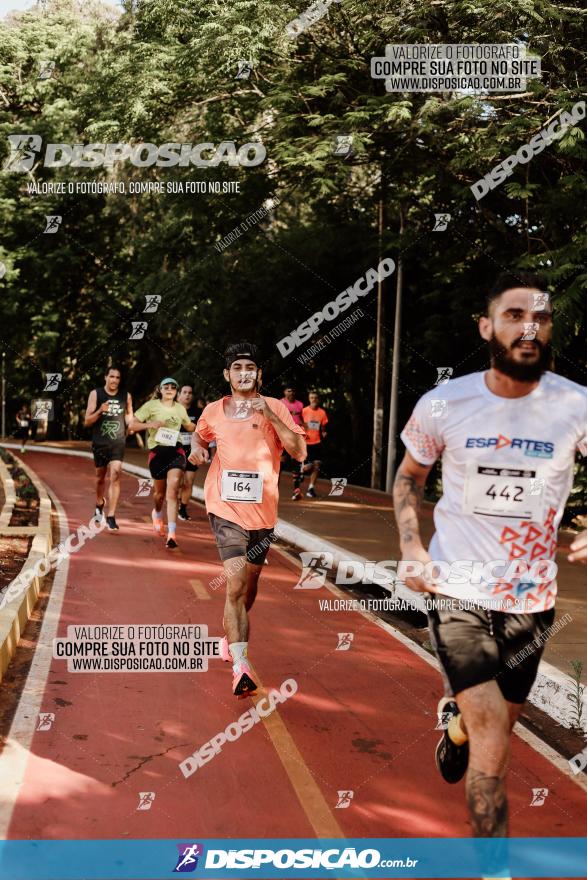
left=188, top=343, right=306, bottom=696
left=300, top=391, right=328, bottom=498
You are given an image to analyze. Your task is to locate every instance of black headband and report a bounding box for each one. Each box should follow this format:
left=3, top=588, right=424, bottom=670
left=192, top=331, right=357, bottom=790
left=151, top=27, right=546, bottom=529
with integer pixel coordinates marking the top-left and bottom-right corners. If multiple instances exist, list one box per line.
left=225, top=352, right=259, bottom=370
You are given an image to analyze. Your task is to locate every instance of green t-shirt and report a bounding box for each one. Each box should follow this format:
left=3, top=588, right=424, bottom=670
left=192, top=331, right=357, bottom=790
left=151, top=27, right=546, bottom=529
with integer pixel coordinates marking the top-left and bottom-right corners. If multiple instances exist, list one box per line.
left=134, top=399, right=191, bottom=450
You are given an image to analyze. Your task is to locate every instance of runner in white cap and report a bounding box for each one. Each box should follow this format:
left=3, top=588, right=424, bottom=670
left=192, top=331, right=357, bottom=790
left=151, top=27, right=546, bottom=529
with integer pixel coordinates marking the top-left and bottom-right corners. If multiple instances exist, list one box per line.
left=130, top=377, right=195, bottom=549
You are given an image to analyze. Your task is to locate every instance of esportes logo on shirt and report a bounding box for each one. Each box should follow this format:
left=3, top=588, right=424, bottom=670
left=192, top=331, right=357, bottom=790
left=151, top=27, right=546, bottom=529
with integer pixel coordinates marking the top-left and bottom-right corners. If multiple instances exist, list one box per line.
left=465, top=434, right=554, bottom=458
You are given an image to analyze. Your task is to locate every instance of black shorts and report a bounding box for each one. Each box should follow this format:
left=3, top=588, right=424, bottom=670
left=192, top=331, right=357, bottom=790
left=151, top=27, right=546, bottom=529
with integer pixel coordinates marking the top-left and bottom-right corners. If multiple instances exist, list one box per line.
left=208, top=513, right=275, bottom=564
left=427, top=603, right=556, bottom=704
left=148, top=445, right=186, bottom=479
left=181, top=446, right=198, bottom=473
left=92, top=443, right=125, bottom=468
left=303, top=443, right=322, bottom=465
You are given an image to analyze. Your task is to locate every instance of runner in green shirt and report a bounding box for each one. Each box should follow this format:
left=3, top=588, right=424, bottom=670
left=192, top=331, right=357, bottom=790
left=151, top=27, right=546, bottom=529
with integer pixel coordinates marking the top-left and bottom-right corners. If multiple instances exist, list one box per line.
left=130, top=377, right=195, bottom=548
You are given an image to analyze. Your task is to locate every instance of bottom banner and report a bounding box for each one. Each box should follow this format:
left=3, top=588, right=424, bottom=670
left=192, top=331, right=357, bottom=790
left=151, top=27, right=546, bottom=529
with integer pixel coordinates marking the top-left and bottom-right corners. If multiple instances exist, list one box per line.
left=0, top=837, right=586, bottom=879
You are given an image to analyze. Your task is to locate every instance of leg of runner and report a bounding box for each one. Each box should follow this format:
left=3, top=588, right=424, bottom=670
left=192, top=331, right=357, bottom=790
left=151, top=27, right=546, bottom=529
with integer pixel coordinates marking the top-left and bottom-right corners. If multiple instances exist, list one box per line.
left=95, top=465, right=107, bottom=518
left=179, top=469, right=196, bottom=520
left=244, top=562, right=261, bottom=611
left=308, top=459, right=320, bottom=490
left=152, top=478, right=166, bottom=538
left=165, top=468, right=182, bottom=548
left=222, top=556, right=257, bottom=696
left=306, top=457, right=320, bottom=497
left=105, top=460, right=122, bottom=530
left=457, top=681, right=510, bottom=837
left=292, top=457, right=303, bottom=500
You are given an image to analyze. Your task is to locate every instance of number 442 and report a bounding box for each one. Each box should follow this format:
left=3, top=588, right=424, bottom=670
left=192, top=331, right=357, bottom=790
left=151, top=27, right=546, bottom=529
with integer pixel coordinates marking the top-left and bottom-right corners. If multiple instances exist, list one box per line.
left=486, top=484, right=523, bottom=501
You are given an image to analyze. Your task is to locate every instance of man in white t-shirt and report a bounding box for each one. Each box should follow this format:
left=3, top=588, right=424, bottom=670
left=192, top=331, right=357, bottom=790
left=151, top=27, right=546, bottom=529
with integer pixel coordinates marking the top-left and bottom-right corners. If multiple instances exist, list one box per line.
left=394, top=271, right=587, bottom=844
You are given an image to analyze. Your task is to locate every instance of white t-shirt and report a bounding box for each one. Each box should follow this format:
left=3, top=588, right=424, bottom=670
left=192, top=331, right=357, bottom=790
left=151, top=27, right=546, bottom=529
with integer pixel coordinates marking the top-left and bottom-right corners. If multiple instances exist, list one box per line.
left=400, top=371, right=587, bottom=613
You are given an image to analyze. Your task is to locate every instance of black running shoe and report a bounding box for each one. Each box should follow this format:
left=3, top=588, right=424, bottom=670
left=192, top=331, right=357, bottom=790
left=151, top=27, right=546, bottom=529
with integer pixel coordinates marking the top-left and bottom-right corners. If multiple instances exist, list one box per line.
left=178, top=503, right=191, bottom=521
left=106, top=516, right=119, bottom=531
left=95, top=497, right=106, bottom=518
left=166, top=535, right=178, bottom=549
left=306, top=487, right=317, bottom=498
left=435, top=697, right=469, bottom=784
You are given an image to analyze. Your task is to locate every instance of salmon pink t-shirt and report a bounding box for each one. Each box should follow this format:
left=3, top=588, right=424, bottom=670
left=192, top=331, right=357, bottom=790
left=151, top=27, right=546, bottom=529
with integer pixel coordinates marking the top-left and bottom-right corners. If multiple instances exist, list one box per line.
left=302, top=406, right=328, bottom=445
left=197, top=396, right=306, bottom=529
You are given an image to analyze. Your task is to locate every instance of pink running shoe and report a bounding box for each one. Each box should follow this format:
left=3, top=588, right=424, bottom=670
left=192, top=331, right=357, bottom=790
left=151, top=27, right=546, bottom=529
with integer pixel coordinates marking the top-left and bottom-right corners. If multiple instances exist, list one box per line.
left=220, top=636, right=232, bottom=663
left=232, top=662, right=257, bottom=697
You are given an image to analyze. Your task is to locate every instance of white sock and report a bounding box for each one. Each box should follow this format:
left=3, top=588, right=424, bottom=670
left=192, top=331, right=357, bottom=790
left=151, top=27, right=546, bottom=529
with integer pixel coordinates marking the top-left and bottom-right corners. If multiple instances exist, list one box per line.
left=168, top=521, right=176, bottom=534
left=152, top=509, right=162, bottom=520
left=230, top=642, right=248, bottom=670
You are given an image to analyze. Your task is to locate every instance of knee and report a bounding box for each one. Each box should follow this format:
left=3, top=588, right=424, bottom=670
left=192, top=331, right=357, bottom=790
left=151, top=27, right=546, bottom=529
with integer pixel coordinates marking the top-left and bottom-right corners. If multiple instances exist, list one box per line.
left=226, top=572, right=247, bottom=603
left=467, top=717, right=510, bottom=771
left=110, top=469, right=121, bottom=483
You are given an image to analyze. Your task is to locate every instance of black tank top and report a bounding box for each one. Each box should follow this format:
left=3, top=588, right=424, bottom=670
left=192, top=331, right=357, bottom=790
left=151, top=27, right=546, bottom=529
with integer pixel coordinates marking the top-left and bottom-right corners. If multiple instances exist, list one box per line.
left=92, top=387, right=127, bottom=445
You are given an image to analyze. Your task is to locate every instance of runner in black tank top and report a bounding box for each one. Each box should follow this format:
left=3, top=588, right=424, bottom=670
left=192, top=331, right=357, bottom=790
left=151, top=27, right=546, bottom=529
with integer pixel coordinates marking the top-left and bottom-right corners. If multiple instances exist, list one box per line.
left=83, top=366, right=133, bottom=531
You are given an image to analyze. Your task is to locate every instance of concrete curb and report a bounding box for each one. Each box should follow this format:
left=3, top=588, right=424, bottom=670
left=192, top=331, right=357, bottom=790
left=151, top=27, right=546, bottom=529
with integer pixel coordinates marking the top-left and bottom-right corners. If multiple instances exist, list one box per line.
left=0, top=458, right=16, bottom=528
left=0, top=452, right=53, bottom=684
left=3, top=443, right=583, bottom=733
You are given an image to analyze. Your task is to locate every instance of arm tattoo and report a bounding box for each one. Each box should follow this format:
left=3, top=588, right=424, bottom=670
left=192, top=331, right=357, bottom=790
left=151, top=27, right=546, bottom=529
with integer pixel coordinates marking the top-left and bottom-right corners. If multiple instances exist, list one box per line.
left=393, top=470, right=425, bottom=545
left=466, top=770, right=508, bottom=837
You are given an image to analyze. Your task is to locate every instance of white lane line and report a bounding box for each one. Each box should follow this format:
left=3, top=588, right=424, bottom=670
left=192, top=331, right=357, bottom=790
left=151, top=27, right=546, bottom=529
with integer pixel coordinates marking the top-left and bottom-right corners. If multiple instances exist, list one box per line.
left=0, top=489, right=70, bottom=838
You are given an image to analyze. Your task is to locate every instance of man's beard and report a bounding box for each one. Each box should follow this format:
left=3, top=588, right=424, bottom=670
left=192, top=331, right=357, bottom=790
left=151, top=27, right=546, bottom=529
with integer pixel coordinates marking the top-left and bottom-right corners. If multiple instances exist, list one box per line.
left=489, top=333, right=552, bottom=382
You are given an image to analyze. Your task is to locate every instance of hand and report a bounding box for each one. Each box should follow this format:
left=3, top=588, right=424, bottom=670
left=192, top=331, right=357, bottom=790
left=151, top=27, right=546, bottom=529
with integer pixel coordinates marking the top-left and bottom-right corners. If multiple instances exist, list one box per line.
left=188, top=446, right=209, bottom=466
left=250, top=397, right=272, bottom=419
left=99, top=402, right=111, bottom=414
left=149, top=420, right=166, bottom=430
left=398, top=542, right=438, bottom=594
left=568, top=530, right=587, bottom=565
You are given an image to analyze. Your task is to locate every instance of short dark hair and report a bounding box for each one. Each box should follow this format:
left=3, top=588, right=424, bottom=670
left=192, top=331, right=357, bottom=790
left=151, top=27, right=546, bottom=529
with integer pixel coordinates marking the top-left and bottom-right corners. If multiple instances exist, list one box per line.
left=224, top=342, right=260, bottom=370
left=486, top=271, right=549, bottom=315
left=106, top=365, right=122, bottom=375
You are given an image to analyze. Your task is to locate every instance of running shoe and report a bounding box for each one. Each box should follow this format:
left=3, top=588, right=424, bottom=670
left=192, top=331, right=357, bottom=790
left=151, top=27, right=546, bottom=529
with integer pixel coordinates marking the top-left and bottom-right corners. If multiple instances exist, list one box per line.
left=220, top=636, right=232, bottom=663
left=232, top=662, right=257, bottom=697
left=306, top=487, right=317, bottom=498
left=435, top=697, right=469, bottom=784
left=106, top=515, right=119, bottom=531
left=166, top=535, right=178, bottom=549
left=95, top=497, right=106, bottom=518
left=152, top=512, right=165, bottom=537
left=291, top=488, right=302, bottom=501
left=178, top=503, right=191, bottom=521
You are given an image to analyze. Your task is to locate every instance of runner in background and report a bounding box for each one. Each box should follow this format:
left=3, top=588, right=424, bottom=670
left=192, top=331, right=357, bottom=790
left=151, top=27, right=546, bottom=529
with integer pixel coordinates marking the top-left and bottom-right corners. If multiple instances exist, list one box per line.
left=84, top=366, right=133, bottom=531
left=189, top=343, right=306, bottom=696
left=177, top=384, right=203, bottom=521
left=15, top=404, right=31, bottom=453
left=280, top=385, right=305, bottom=500
left=300, top=391, right=328, bottom=498
left=129, top=378, right=195, bottom=549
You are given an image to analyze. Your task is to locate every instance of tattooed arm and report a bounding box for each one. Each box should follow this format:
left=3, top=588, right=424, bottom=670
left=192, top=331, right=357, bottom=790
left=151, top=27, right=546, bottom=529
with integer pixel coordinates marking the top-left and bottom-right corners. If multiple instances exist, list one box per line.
left=393, top=451, right=435, bottom=593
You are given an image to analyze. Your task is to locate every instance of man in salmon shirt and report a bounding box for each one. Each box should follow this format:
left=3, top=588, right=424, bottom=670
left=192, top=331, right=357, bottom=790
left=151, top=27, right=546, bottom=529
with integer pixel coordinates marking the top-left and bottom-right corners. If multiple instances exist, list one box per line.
left=188, top=343, right=307, bottom=696
left=301, top=391, right=329, bottom=498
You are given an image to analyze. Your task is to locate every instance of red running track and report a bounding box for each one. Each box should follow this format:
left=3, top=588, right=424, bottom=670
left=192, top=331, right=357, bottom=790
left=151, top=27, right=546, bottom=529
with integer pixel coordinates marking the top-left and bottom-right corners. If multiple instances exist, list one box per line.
left=1, top=452, right=586, bottom=856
